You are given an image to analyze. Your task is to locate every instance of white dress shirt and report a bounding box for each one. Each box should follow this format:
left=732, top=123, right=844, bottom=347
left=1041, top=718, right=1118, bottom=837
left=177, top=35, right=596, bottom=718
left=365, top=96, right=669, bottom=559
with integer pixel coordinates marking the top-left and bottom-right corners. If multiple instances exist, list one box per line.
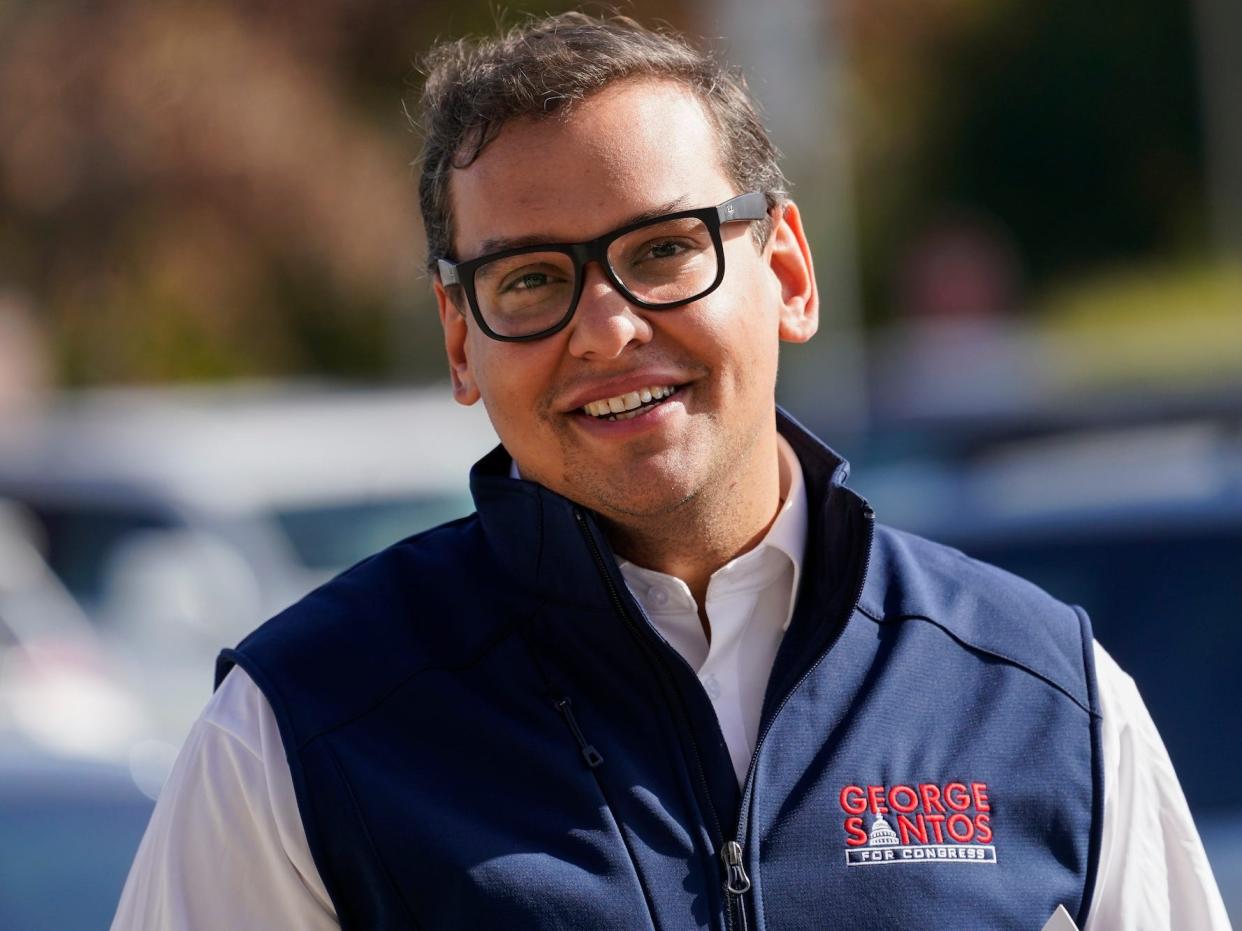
left=113, top=439, right=1230, bottom=930
left=616, top=435, right=806, bottom=784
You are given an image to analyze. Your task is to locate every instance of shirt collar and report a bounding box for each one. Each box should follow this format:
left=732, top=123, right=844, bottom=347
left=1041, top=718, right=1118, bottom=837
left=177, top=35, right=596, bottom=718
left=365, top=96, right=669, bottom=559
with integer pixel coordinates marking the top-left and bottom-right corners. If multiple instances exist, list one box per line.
left=505, top=433, right=808, bottom=628
left=471, top=407, right=852, bottom=622
left=767, top=434, right=808, bottom=629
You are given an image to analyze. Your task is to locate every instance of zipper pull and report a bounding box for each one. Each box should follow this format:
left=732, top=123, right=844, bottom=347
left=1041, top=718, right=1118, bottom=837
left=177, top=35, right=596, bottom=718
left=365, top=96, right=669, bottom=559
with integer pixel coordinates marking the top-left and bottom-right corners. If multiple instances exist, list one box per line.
left=555, top=697, right=604, bottom=768
left=721, top=840, right=751, bottom=894
left=721, top=840, right=751, bottom=931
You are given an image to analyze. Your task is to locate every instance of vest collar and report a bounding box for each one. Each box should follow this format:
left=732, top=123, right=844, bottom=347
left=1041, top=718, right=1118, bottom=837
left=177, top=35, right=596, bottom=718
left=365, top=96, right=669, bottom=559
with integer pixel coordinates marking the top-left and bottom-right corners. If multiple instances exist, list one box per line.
left=467, top=407, right=853, bottom=609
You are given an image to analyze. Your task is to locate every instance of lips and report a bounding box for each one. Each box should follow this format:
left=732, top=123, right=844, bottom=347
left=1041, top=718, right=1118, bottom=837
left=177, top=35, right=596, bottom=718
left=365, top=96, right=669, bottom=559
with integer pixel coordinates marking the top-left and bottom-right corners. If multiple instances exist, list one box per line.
left=582, top=385, right=677, bottom=420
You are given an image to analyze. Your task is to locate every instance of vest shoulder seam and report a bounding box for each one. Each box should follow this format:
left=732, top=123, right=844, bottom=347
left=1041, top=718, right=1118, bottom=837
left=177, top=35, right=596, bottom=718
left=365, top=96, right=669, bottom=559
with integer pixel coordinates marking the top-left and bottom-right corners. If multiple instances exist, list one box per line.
left=856, top=604, right=1099, bottom=717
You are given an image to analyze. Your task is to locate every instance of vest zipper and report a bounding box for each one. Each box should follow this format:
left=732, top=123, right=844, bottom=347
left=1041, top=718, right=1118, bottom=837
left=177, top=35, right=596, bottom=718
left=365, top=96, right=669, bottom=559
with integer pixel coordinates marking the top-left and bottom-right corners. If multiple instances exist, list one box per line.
left=722, top=501, right=876, bottom=931
left=720, top=840, right=751, bottom=931
left=555, top=696, right=604, bottom=768
left=576, top=498, right=876, bottom=931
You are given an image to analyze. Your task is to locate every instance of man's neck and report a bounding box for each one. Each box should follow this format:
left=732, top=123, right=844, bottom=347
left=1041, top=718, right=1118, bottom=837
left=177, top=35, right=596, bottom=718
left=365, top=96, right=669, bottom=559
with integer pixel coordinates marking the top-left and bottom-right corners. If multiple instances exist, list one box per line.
left=599, top=432, right=784, bottom=631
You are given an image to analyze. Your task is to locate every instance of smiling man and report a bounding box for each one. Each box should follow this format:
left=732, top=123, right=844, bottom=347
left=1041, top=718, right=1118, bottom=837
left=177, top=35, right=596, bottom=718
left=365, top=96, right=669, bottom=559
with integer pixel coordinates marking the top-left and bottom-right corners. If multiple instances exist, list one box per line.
left=436, top=76, right=815, bottom=621
left=114, top=13, right=1226, bottom=931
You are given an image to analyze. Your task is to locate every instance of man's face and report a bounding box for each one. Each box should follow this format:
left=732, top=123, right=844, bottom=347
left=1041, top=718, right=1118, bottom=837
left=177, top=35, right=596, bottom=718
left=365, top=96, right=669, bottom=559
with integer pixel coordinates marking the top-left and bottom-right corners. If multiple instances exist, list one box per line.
left=436, top=79, right=816, bottom=523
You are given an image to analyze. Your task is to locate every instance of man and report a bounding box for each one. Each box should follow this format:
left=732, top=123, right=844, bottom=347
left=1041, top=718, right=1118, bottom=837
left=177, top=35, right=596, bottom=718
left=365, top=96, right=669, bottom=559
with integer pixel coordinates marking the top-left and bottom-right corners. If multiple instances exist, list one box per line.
left=114, top=13, right=1228, bottom=930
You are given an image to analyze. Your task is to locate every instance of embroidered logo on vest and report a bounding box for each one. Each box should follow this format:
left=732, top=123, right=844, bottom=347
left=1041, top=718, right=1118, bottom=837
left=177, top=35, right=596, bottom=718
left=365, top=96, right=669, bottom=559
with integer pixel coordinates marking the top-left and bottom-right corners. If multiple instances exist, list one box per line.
left=839, top=781, right=997, bottom=866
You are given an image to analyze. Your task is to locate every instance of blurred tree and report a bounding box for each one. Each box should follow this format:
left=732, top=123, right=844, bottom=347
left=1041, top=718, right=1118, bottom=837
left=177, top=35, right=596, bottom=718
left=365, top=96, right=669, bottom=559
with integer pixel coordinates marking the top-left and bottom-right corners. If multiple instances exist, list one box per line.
left=0, top=1, right=429, bottom=383
left=846, top=0, right=1208, bottom=323
left=0, top=0, right=687, bottom=386
left=0, top=0, right=1216, bottom=385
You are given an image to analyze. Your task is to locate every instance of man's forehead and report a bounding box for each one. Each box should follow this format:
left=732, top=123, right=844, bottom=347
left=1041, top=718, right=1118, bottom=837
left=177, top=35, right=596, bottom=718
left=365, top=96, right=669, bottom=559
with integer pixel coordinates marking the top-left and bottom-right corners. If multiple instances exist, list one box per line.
left=445, top=79, right=731, bottom=258
left=471, top=196, right=695, bottom=256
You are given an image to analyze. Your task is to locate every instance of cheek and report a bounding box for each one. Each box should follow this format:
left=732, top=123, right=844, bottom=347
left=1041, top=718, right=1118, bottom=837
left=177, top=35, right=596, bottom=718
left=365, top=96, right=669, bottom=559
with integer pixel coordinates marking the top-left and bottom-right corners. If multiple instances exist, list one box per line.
left=696, top=291, right=781, bottom=376
left=467, top=335, right=561, bottom=430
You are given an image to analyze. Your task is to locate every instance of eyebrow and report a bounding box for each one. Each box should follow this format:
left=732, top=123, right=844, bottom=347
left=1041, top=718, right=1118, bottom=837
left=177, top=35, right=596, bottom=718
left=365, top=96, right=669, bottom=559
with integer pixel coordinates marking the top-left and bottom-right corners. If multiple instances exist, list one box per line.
left=472, top=196, right=693, bottom=257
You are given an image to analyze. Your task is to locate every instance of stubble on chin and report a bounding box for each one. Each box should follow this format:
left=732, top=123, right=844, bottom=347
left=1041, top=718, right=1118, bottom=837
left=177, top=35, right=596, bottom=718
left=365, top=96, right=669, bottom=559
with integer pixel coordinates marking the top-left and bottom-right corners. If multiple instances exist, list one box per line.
left=548, top=426, right=699, bottom=521
left=553, top=411, right=750, bottom=523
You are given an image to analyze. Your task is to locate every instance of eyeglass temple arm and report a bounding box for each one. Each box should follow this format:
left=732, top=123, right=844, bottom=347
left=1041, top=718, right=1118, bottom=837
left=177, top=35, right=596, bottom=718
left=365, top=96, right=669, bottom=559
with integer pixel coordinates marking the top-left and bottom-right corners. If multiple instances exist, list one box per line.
left=437, top=258, right=460, bottom=286
left=717, top=191, right=770, bottom=224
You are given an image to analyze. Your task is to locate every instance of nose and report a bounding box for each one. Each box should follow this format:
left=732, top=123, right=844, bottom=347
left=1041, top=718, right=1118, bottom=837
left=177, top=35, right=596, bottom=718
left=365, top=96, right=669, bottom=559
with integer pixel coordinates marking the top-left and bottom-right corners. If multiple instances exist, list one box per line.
left=565, top=261, right=653, bottom=359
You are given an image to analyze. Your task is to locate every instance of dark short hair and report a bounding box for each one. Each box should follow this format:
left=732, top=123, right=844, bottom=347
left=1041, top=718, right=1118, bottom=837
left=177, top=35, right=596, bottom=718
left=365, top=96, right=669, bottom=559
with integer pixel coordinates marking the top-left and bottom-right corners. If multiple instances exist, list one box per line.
left=414, top=11, right=789, bottom=270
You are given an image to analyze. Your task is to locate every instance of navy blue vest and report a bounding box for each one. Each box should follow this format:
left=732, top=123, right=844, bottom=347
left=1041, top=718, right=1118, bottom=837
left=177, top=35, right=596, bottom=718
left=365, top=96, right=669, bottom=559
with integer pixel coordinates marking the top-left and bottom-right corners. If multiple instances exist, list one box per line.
left=218, top=412, right=1102, bottom=930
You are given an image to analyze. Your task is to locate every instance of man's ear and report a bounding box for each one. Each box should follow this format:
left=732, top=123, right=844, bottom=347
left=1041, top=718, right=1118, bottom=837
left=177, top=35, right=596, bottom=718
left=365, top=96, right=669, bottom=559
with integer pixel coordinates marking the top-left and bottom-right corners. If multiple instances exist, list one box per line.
left=767, top=200, right=819, bottom=344
left=434, top=278, right=481, bottom=406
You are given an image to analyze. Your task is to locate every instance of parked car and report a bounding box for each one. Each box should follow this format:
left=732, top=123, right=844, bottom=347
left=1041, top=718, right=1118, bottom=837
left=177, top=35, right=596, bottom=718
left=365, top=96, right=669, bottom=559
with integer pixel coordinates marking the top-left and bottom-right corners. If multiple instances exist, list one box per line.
left=0, top=382, right=496, bottom=624
left=0, top=382, right=498, bottom=761
left=0, top=498, right=151, bottom=765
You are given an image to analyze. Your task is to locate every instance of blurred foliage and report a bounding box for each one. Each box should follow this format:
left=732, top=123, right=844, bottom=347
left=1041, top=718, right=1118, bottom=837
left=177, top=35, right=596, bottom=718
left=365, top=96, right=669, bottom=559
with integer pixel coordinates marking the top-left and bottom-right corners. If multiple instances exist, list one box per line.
left=846, top=0, right=1208, bottom=323
left=0, top=0, right=1221, bottom=387
left=1037, top=261, right=1242, bottom=392
left=1, top=0, right=688, bottom=386
left=1, top=1, right=422, bottom=383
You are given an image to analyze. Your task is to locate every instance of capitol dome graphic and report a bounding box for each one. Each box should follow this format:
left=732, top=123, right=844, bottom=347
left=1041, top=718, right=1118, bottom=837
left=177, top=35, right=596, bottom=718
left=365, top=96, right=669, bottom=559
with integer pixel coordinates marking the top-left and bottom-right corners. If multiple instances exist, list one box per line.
left=868, top=815, right=900, bottom=847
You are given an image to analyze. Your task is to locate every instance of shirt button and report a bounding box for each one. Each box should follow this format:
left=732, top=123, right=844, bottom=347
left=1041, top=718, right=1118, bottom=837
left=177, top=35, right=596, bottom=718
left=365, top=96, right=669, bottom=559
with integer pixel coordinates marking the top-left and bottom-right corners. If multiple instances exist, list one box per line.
left=649, top=587, right=670, bottom=607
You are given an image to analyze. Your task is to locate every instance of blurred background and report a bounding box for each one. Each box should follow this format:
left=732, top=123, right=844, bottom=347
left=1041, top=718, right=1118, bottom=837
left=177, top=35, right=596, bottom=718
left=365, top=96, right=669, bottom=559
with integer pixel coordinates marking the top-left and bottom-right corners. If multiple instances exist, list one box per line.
left=1, top=0, right=1239, bottom=925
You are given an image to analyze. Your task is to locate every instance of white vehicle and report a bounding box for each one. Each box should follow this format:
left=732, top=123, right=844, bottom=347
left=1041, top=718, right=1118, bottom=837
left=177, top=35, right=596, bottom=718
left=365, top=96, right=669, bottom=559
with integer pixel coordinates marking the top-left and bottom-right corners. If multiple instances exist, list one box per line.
left=0, top=499, right=151, bottom=764
left=0, top=382, right=497, bottom=758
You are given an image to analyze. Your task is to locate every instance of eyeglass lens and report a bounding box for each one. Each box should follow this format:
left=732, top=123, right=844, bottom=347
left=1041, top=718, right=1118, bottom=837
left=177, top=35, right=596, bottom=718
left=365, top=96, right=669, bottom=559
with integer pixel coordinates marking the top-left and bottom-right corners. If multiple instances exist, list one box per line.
left=471, top=215, right=719, bottom=338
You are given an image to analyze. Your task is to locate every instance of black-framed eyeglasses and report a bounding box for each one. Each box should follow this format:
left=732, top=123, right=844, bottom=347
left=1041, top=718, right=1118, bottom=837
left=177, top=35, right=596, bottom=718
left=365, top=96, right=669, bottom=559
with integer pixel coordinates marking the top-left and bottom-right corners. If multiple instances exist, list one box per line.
left=437, top=191, right=770, bottom=342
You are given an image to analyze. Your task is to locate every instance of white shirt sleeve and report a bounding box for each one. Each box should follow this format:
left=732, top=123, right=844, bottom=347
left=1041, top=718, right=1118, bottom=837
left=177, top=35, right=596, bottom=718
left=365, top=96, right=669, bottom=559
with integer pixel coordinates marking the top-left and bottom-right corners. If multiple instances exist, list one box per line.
left=111, top=666, right=338, bottom=931
left=1084, top=642, right=1230, bottom=930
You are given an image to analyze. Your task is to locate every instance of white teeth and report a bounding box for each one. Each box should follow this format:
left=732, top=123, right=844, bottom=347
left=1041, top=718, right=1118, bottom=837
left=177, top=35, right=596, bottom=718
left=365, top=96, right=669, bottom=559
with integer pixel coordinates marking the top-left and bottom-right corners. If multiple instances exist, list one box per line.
left=581, top=384, right=678, bottom=419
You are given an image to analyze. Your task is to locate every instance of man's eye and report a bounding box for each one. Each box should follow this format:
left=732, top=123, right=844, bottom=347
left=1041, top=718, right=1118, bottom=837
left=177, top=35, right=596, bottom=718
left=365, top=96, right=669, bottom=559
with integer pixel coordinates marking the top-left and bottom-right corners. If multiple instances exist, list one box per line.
left=513, top=273, right=549, bottom=291
left=501, top=270, right=560, bottom=293
left=643, top=240, right=687, bottom=261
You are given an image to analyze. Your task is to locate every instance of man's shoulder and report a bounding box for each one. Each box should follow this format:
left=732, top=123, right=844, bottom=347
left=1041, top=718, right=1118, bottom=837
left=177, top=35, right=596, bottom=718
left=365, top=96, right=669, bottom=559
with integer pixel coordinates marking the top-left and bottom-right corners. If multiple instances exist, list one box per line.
left=216, top=512, right=528, bottom=739
left=858, top=523, right=1096, bottom=713
left=859, top=523, right=1075, bottom=621
left=243, top=512, right=501, bottom=652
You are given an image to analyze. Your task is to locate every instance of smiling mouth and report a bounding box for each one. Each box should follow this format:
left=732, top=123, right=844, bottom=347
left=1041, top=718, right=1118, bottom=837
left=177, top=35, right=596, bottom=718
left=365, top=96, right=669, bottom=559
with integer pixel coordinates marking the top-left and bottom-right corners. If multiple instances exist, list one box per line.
left=581, top=385, right=681, bottom=422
